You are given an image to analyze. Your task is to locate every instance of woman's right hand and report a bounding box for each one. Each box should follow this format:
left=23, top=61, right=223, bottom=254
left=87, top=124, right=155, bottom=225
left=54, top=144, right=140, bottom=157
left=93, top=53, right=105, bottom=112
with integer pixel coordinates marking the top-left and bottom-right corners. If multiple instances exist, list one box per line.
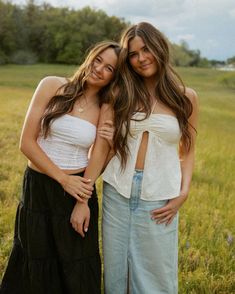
left=70, top=201, right=90, bottom=237
left=60, top=174, right=93, bottom=202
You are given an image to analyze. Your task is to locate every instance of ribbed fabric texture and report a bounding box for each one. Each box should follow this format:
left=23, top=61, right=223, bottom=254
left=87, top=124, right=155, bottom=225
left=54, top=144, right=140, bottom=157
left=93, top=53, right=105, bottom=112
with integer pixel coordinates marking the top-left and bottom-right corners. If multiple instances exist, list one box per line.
left=38, top=115, right=96, bottom=170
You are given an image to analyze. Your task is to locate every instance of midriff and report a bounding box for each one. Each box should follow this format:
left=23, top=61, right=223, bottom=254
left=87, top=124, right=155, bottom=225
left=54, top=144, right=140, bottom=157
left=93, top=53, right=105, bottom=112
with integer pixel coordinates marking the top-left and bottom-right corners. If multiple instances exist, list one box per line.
left=135, top=131, right=149, bottom=170
left=28, top=161, right=86, bottom=175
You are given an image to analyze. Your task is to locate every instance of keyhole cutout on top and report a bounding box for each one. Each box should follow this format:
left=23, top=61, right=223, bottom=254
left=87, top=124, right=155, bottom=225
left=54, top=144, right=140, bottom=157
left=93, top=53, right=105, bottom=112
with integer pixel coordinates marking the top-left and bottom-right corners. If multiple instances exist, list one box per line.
left=134, top=100, right=156, bottom=170
left=135, top=131, right=149, bottom=170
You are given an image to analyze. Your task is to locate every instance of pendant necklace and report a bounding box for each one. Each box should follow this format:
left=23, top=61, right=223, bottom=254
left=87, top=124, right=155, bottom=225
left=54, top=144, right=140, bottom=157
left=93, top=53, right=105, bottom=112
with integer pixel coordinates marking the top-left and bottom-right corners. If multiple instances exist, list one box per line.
left=76, top=96, right=97, bottom=113
left=77, top=96, right=87, bottom=113
left=78, top=106, right=84, bottom=113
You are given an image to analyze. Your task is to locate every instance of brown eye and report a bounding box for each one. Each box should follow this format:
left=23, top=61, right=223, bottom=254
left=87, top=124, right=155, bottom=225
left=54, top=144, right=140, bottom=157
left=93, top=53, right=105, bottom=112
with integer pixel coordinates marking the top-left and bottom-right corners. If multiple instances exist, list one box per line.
left=95, top=57, right=101, bottom=63
left=129, top=53, right=137, bottom=59
left=106, top=66, right=113, bottom=73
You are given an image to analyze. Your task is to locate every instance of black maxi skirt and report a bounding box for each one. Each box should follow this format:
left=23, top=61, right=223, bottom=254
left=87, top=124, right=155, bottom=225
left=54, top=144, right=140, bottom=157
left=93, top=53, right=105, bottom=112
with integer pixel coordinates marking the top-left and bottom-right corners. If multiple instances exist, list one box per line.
left=0, top=167, right=101, bottom=294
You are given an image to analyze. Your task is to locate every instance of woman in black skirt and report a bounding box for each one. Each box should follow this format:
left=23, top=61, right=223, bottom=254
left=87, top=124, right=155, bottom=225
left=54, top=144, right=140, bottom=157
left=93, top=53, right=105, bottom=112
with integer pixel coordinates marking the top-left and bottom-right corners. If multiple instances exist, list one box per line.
left=0, top=41, right=120, bottom=294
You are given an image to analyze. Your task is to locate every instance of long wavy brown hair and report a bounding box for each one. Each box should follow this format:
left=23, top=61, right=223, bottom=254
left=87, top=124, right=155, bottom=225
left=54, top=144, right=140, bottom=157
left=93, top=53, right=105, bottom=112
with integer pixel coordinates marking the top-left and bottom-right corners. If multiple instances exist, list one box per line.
left=41, top=41, right=120, bottom=137
left=111, top=22, right=195, bottom=168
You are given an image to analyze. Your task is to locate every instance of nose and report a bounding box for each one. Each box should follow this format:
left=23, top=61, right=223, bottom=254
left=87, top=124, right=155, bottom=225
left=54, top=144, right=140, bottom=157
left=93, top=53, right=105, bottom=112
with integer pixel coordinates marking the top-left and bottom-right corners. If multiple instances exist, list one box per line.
left=95, top=64, right=103, bottom=73
left=138, top=52, right=146, bottom=62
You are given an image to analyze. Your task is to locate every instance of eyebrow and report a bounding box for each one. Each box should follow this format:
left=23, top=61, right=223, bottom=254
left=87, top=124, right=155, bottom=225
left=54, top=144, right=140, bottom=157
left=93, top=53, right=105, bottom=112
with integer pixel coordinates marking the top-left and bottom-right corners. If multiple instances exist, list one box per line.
left=128, top=45, right=147, bottom=55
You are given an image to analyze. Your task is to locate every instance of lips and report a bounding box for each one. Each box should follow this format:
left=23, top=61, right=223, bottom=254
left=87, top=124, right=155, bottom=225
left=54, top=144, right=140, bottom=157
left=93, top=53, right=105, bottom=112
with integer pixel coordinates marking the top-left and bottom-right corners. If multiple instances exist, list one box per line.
left=140, top=63, right=152, bottom=70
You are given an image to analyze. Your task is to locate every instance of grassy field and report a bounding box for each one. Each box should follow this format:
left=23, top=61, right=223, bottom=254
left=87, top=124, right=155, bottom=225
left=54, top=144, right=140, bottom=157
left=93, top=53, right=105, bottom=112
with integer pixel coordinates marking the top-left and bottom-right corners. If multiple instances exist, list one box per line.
left=0, top=64, right=234, bottom=293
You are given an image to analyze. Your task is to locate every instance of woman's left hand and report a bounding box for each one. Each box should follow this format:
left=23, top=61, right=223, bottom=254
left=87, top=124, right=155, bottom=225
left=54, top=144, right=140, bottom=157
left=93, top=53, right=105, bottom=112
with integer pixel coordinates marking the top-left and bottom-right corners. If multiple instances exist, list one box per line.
left=98, top=120, right=114, bottom=148
left=150, top=194, right=188, bottom=225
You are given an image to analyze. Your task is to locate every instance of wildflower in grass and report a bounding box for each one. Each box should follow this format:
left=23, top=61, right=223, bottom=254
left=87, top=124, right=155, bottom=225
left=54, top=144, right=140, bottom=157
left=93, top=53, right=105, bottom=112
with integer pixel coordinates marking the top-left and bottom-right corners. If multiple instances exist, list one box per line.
left=226, top=234, right=233, bottom=245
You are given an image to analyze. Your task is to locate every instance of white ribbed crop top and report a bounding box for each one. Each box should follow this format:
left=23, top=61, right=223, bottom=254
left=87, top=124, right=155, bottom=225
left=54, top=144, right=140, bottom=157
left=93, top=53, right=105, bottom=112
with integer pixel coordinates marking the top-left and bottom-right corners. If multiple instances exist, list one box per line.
left=37, top=114, right=96, bottom=170
left=102, top=112, right=182, bottom=201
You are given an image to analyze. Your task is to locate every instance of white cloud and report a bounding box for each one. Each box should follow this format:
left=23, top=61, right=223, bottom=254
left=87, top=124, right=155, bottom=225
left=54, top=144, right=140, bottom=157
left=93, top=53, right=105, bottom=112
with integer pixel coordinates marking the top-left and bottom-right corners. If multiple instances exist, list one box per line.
left=206, top=39, right=218, bottom=47
left=229, top=8, right=235, bottom=18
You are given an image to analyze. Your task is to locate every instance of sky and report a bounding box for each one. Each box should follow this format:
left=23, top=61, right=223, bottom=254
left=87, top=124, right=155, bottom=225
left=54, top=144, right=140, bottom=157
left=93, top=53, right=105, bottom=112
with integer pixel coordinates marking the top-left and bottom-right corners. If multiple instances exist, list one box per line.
left=9, top=0, right=235, bottom=61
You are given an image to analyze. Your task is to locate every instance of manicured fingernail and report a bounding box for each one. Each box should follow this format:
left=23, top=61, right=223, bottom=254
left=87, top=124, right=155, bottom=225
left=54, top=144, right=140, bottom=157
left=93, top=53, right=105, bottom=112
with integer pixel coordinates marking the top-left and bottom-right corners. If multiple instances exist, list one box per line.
left=84, top=228, right=88, bottom=232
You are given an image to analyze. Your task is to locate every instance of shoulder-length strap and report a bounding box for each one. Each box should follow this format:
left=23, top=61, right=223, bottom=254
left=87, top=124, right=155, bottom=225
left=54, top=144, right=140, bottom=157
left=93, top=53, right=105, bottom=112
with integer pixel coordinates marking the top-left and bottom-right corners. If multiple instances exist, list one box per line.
left=151, top=100, right=158, bottom=114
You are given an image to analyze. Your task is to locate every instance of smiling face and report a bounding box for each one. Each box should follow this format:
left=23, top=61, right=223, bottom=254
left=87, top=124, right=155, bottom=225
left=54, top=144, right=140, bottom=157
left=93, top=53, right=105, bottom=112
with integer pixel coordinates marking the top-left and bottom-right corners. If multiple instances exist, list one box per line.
left=87, top=47, right=118, bottom=90
left=128, top=36, right=158, bottom=81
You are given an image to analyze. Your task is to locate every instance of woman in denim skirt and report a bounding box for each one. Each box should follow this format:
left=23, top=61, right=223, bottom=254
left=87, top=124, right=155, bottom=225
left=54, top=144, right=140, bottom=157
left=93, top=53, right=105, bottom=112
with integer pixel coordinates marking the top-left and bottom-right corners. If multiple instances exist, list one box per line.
left=72, top=22, right=198, bottom=294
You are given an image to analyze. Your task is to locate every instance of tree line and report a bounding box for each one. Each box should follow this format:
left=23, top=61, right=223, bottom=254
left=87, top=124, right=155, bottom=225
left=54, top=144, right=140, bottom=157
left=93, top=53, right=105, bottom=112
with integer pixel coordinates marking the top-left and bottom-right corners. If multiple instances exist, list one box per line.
left=0, top=0, right=232, bottom=67
left=0, top=0, right=129, bottom=64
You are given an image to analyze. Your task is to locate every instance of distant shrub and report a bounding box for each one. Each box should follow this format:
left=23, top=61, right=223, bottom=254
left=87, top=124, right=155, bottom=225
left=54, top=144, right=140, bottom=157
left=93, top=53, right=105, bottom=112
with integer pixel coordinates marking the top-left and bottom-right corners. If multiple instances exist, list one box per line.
left=10, top=50, right=38, bottom=65
left=197, top=58, right=212, bottom=68
left=0, top=50, right=9, bottom=65
left=219, top=72, right=235, bottom=90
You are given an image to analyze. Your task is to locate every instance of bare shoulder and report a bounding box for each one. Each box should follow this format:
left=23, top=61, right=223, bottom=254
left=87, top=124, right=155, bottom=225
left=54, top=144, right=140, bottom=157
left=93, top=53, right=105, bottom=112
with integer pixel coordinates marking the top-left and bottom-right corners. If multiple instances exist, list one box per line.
left=184, top=87, right=199, bottom=125
left=29, top=76, right=69, bottom=110
left=37, top=76, right=68, bottom=94
left=184, top=87, right=198, bottom=106
left=40, top=75, right=68, bottom=85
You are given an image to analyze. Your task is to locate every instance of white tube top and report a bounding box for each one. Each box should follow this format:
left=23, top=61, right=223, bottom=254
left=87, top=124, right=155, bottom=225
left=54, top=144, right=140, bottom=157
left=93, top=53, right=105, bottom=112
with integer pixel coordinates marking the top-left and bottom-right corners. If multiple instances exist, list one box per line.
left=102, top=112, right=182, bottom=201
left=37, top=114, right=96, bottom=170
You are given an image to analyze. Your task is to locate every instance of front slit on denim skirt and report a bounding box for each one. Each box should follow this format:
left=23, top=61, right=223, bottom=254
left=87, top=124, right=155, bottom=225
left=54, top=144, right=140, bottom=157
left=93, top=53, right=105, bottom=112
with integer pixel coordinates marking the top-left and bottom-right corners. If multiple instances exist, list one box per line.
left=102, top=170, right=178, bottom=294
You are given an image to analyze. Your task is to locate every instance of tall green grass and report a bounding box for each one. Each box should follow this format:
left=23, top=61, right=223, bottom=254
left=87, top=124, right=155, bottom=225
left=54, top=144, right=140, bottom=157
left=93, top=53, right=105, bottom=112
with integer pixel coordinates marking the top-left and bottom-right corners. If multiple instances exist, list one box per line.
left=0, top=65, right=234, bottom=293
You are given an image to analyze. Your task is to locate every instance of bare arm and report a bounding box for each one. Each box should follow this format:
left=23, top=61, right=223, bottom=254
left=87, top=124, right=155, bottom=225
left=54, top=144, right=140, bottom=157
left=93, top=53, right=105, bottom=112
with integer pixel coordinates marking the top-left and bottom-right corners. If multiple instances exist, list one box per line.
left=70, top=103, right=113, bottom=236
left=97, top=119, right=115, bottom=170
left=84, top=103, right=113, bottom=185
left=151, top=88, right=199, bottom=225
left=20, top=76, right=66, bottom=181
left=20, top=76, right=93, bottom=201
left=102, top=148, right=116, bottom=170
left=179, top=88, right=199, bottom=197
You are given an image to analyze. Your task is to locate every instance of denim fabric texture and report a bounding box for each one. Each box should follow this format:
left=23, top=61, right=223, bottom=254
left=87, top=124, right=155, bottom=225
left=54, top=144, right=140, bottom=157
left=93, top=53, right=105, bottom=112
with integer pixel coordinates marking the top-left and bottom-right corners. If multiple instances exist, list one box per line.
left=102, top=170, right=178, bottom=294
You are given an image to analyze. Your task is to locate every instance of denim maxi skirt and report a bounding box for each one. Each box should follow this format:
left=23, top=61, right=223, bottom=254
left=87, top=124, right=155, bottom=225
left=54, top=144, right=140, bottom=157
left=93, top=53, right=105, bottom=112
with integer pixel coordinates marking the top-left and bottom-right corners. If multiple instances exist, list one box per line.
left=0, top=167, right=101, bottom=294
left=102, top=170, right=178, bottom=294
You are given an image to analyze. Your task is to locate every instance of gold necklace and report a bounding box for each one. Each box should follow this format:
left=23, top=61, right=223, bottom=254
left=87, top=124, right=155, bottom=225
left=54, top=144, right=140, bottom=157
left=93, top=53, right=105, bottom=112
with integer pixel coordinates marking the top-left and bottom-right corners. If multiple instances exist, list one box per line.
left=76, top=96, right=98, bottom=113
left=76, top=96, right=86, bottom=113
left=77, top=105, right=85, bottom=113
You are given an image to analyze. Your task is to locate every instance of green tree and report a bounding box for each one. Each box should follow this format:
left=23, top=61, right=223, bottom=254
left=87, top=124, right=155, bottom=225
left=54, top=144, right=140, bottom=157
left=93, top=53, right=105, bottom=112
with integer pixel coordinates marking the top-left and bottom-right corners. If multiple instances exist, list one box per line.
left=227, top=56, right=235, bottom=65
left=0, top=1, right=19, bottom=56
left=171, top=43, right=194, bottom=66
